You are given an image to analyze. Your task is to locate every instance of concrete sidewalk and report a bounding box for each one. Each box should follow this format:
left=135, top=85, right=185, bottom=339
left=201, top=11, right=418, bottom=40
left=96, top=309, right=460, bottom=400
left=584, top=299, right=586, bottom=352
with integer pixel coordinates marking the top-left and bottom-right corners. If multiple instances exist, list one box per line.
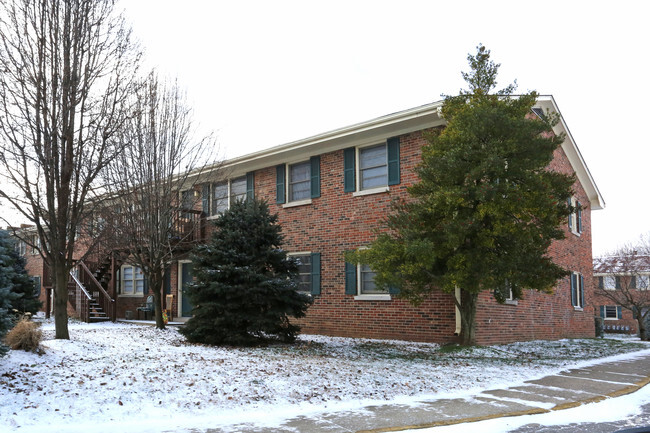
left=206, top=353, right=650, bottom=433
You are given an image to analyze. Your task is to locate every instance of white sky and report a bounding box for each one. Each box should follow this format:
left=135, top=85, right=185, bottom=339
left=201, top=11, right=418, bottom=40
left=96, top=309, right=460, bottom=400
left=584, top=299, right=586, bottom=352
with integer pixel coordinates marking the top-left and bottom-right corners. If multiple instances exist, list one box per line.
left=1, top=0, right=648, bottom=257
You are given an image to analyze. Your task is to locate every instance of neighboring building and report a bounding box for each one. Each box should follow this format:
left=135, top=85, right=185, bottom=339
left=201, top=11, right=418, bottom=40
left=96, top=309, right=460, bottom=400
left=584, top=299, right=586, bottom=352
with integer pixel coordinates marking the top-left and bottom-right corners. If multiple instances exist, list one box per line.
left=18, top=96, right=605, bottom=345
left=593, top=255, right=650, bottom=335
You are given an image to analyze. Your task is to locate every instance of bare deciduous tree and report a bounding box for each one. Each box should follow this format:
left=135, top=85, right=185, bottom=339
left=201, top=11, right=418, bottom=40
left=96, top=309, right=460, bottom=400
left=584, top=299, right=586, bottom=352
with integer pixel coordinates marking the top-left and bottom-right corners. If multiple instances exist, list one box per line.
left=0, top=0, right=141, bottom=339
left=595, top=239, right=650, bottom=341
left=103, top=72, right=218, bottom=329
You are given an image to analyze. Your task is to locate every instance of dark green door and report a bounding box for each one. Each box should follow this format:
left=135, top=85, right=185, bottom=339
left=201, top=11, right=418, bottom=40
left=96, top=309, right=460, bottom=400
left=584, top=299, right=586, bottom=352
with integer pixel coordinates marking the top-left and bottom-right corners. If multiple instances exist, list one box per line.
left=181, top=262, right=194, bottom=317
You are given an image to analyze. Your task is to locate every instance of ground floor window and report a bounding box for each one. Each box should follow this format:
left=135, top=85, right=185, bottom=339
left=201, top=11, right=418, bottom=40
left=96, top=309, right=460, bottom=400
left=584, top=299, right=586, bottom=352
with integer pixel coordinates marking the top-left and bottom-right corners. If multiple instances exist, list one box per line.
left=571, top=272, right=585, bottom=309
left=121, top=265, right=145, bottom=296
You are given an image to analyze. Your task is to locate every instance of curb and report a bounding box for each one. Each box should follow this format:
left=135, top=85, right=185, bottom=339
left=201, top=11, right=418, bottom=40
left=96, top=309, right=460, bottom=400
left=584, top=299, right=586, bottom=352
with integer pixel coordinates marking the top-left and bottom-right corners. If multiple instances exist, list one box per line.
left=358, top=374, right=650, bottom=433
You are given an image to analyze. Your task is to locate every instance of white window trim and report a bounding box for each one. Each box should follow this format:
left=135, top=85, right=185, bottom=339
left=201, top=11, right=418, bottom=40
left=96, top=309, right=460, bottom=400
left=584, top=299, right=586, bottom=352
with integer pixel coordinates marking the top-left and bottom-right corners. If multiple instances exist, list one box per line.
left=353, top=186, right=390, bottom=197
left=288, top=251, right=313, bottom=295
left=572, top=271, right=584, bottom=310
left=356, top=143, right=389, bottom=193
left=206, top=175, right=247, bottom=219
left=569, top=196, right=582, bottom=236
left=604, top=305, right=619, bottom=320
left=283, top=198, right=312, bottom=208
left=284, top=160, right=312, bottom=204
left=354, top=250, right=391, bottom=300
left=119, top=264, right=145, bottom=297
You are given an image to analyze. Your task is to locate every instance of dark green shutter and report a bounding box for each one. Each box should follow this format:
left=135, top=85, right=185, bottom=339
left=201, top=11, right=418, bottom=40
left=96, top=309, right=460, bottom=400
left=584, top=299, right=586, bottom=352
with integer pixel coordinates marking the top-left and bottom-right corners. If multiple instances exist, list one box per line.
left=598, top=276, right=604, bottom=289
left=387, top=136, right=400, bottom=186
left=345, top=259, right=356, bottom=295
left=344, top=148, right=355, bottom=192
left=579, top=274, right=585, bottom=307
left=631, top=276, right=637, bottom=289
left=600, top=306, right=605, bottom=318
left=570, top=273, right=577, bottom=306
left=633, top=306, right=638, bottom=319
left=567, top=198, right=573, bottom=230
left=576, top=202, right=582, bottom=233
left=388, top=284, right=400, bottom=295
left=617, top=305, right=623, bottom=319
left=310, top=156, right=320, bottom=198
left=615, top=276, right=621, bottom=289
left=276, top=165, right=285, bottom=204
left=202, top=184, right=210, bottom=215
left=311, top=253, right=321, bottom=295
left=246, top=171, right=255, bottom=200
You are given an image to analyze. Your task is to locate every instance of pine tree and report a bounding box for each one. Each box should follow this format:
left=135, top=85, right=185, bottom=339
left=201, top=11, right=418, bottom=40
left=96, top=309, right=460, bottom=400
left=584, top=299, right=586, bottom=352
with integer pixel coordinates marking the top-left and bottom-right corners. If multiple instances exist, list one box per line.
left=180, top=199, right=312, bottom=346
left=349, top=45, right=574, bottom=345
left=3, top=233, right=41, bottom=315
left=0, top=230, right=20, bottom=356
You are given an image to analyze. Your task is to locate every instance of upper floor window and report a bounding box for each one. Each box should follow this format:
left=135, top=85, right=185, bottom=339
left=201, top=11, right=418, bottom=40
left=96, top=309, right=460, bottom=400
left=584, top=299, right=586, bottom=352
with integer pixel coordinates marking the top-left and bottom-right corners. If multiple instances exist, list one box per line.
left=16, top=240, right=26, bottom=256
left=202, top=172, right=255, bottom=217
left=568, top=196, right=582, bottom=235
left=344, top=136, right=400, bottom=194
left=276, top=157, right=320, bottom=205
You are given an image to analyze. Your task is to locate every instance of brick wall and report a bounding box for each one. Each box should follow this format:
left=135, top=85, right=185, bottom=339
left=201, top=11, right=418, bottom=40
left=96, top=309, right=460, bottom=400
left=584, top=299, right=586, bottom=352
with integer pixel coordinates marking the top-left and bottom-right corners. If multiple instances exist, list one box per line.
left=241, top=131, right=595, bottom=344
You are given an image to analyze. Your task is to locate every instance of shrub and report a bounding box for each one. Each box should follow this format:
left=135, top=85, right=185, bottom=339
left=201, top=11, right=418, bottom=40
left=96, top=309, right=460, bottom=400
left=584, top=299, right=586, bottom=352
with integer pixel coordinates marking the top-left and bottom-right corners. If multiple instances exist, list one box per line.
left=4, top=318, right=43, bottom=353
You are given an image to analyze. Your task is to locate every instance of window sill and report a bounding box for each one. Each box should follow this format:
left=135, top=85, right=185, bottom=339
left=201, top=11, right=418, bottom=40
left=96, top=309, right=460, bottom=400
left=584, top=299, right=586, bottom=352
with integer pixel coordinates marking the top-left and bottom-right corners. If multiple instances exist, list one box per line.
left=504, top=299, right=518, bottom=306
left=282, top=198, right=312, bottom=208
left=118, top=294, right=146, bottom=298
left=604, top=317, right=619, bottom=321
left=570, top=230, right=582, bottom=237
left=573, top=306, right=584, bottom=311
left=354, top=294, right=391, bottom=301
left=353, top=186, right=390, bottom=197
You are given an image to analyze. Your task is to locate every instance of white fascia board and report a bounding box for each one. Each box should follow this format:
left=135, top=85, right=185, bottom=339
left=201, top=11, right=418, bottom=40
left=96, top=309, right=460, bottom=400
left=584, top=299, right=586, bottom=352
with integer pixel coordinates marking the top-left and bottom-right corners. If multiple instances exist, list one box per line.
left=205, top=101, right=445, bottom=177
left=537, top=95, right=606, bottom=210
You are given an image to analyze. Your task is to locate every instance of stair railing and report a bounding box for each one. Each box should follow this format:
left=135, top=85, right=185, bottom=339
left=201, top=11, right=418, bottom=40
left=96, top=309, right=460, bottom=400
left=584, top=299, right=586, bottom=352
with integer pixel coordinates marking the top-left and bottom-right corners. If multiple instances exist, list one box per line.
left=78, top=261, right=116, bottom=322
left=69, top=269, right=91, bottom=323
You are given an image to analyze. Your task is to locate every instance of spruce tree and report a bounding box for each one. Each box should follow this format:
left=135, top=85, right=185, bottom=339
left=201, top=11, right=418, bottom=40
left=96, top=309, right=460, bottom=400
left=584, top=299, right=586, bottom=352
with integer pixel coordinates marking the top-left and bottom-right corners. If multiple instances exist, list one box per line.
left=180, top=199, right=312, bottom=346
left=0, top=231, right=20, bottom=356
left=350, top=45, right=574, bottom=345
left=1, top=232, right=42, bottom=315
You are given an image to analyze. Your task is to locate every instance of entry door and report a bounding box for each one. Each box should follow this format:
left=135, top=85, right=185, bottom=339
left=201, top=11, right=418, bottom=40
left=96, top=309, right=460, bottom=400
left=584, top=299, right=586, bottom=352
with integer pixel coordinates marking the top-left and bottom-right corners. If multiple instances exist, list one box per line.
left=180, top=262, right=194, bottom=317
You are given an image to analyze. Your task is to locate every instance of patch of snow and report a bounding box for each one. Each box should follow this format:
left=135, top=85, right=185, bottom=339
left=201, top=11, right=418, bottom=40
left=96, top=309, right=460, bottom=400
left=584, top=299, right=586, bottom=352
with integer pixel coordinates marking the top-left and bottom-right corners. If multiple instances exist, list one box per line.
left=1, top=320, right=648, bottom=433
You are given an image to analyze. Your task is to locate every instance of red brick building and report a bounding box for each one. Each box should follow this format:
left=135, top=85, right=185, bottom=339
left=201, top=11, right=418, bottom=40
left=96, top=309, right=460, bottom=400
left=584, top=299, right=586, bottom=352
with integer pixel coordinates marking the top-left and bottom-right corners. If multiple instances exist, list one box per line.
left=20, top=97, right=605, bottom=345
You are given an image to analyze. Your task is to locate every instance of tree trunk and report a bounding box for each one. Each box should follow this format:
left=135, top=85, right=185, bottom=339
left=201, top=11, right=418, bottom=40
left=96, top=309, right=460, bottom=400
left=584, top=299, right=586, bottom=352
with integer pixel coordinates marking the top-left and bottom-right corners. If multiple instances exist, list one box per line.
left=639, top=315, right=648, bottom=341
left=458, top=289, right=478, bottom=346
left=53, top=265, right=70, bottom=340
left=148, top=270, right=165, bottom=330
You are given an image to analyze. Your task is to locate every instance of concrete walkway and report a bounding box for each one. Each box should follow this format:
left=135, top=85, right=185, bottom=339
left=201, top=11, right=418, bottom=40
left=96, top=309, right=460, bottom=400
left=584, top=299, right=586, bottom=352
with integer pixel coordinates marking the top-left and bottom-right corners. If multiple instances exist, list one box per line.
left=206, top=353, right=650, bottom=433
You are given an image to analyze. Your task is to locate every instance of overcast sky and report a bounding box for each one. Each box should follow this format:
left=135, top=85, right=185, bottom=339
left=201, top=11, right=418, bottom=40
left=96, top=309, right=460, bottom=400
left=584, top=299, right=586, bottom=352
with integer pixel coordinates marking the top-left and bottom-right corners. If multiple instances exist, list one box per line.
left=1, top=0, right=647, bottom=257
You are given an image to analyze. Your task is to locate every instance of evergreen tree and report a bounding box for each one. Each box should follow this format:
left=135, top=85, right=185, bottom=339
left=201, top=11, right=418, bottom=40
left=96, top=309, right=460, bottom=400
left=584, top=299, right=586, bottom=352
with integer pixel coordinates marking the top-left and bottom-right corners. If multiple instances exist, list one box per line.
left=350, top=45, right=574, bottom=345
left=0, top=230, right=20, bottom=356
left=180, top=199, right=312, bottom=346
left=1, top=232, right=41, bottom=315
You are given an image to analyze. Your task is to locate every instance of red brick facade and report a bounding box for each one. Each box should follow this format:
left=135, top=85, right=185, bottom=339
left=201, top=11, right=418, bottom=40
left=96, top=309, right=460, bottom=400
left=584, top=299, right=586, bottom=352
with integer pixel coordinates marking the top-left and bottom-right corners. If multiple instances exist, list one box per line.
left=17, top=98, right=603, bottom=345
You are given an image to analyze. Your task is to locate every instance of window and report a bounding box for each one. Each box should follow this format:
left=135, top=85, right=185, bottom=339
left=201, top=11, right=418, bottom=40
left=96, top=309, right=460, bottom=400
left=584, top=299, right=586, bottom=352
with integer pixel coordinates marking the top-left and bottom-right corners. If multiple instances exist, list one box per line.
left=568, top=196, right=582, bottom=235
left=203, top=173, right=255, bottom=216
left=603, top=305, right=620, bottom=320
left=32, top=276, right=41, bottom=298
left=599, top=275, right=617, bottom=290
left=276, top=157, right=320, bottom=205
left=495, top=279, right=516, bottom=303
left=289, top=162, right=311, bottom=202
left=345, top=253, right=396, bottom=299
left=30, top=234, right=40, bottom=255
left=637, top=275, right=650, bottom=290
left=570, top=272, right=585, bottom=309
left=359, top=144, right=388, bottom=190
left=15, top=240, right=26, bottom=256
left=344, top=137, right=400, bottom=194
left=212, top=182, right=228, bottom=215
left=289, top=252, right=321, bottom=295
left=121, top=265, right=145, bottom=296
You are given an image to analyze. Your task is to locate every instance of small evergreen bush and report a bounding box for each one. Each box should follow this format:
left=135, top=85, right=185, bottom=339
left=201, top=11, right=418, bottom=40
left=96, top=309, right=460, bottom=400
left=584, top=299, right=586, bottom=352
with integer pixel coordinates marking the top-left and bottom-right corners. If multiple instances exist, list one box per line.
left=180, top=198, right=312, bottom=346
left=4, top=318, right=43, bottom=353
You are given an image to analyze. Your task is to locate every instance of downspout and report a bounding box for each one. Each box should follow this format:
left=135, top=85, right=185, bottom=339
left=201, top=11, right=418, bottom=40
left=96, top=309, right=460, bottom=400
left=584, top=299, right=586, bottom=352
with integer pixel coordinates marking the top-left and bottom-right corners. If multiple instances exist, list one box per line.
left=454, top=286, right=462, bottom=335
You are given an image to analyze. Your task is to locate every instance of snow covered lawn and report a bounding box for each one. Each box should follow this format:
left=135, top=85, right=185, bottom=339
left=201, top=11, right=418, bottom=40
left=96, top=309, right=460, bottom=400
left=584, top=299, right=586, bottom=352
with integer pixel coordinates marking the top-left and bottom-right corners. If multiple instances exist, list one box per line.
left=1, top=320, right=648, bottom=433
